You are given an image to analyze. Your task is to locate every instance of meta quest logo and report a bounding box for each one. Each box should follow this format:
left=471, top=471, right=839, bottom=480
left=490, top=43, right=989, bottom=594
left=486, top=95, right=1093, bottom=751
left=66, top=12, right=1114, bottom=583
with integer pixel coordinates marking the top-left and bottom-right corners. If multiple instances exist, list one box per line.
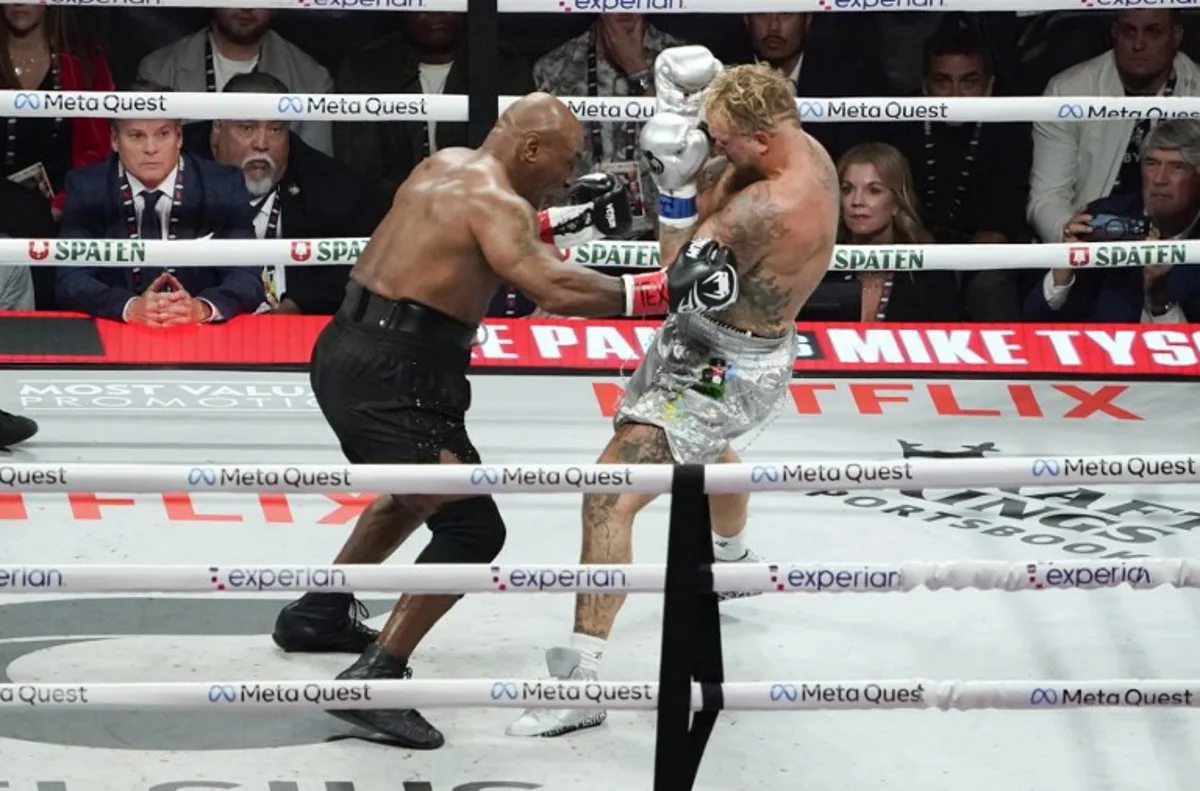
left=806, top=439, right=1200, bottom=561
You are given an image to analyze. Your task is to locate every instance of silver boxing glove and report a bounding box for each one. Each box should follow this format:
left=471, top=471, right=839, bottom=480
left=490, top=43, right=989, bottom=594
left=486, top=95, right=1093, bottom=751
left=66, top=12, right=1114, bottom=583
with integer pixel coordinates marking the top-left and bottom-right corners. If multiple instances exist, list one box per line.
left=654, top=45, right=724, bottom=118
left=640, top=111, right=711, bottom=229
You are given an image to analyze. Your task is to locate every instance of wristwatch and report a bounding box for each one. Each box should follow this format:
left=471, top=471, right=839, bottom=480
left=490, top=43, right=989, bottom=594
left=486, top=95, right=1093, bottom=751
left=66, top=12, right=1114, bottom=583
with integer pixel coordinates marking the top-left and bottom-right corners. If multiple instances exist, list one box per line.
left=628, top=69, right=652, bottom=95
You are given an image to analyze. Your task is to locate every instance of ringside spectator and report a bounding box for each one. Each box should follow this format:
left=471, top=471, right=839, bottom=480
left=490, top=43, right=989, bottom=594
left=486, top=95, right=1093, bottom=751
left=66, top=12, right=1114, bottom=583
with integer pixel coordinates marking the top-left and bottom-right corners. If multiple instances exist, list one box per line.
left=534, top=13, right=685, bottom=238
left=1, top=5, right=115, bottom=217
left=838, top=142, right=963, bottom=322
left=0, top=176, right=53, bottom=310
left=335, top=13, right=534, bottom=197
left=740, top=13, right=879, bottom=161
left=137, top=10, right=333, bottom=155
left=1025, top=118, right=1200, bottom=323
left=1028, top=9, right=1200, bottom=244
left=885, top=16, right=1030, bottom=321
left=56, top=81, right=262, bottom=325
left=186, top=73, right=389, bottom=315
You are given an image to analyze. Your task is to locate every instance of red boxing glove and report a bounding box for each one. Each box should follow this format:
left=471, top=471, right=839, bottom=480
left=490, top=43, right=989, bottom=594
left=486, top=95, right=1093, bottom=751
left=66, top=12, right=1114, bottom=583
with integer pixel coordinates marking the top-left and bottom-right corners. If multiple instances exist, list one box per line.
left=621, top=270, right=670, bottom=316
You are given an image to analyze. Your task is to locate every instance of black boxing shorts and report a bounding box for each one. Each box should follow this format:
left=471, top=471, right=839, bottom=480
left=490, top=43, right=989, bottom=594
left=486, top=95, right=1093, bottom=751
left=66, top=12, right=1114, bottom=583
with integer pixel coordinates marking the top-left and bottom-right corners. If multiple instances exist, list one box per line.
left=310, top=280, right=481, bottom=465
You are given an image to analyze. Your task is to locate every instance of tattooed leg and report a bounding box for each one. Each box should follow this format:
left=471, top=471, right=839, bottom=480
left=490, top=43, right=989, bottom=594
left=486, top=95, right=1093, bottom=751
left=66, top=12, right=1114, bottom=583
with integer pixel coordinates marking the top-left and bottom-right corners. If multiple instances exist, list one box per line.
left=573, top=423, right=675, bottom=639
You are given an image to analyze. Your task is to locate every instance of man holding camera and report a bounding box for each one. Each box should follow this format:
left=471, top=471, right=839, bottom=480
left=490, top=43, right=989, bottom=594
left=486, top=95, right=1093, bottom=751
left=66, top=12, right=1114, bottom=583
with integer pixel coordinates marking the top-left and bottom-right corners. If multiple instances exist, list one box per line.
left=1025, top=118, right=1200, bottom=322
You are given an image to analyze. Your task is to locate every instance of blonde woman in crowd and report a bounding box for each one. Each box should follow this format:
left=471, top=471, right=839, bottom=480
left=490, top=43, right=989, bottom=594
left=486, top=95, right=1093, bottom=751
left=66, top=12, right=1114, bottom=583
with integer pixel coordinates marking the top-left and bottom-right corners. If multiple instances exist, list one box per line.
left=837, top=141, right=963, bottom=322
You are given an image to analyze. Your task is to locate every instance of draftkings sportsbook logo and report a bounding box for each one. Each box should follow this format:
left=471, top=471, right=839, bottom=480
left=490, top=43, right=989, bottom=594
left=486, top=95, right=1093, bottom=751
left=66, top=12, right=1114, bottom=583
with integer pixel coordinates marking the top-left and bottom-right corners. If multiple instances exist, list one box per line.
left=806, top=439, right=1200, bottom=560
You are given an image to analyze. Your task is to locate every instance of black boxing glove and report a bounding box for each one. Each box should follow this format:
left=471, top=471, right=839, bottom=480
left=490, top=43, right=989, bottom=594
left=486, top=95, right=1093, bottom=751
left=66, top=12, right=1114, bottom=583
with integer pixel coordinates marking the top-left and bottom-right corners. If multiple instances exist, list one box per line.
left=537, top=173, right=633, bottom=248
left=621, top=237, right=739, bottom=316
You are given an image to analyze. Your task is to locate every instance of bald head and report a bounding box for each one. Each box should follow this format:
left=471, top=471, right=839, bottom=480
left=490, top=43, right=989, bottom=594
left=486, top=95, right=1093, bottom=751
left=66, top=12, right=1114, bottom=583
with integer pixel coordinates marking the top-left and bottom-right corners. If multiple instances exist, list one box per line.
left=486, top=92, right=583, bottom=205
left=497, top=92, right=583, bottom=143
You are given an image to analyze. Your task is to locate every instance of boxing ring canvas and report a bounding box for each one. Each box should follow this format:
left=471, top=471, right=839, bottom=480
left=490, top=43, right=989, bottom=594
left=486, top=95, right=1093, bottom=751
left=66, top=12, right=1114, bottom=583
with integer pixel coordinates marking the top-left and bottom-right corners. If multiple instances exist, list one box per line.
left=1, top=369, right=1199, bottom=791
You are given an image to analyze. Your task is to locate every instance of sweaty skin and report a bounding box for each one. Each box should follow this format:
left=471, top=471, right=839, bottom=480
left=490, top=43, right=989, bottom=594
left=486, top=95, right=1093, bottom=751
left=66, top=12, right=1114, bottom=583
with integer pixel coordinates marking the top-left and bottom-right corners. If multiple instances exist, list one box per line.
left=663, top=130, right=840, bottom=337
left=350, top=92, right=627, bottom=322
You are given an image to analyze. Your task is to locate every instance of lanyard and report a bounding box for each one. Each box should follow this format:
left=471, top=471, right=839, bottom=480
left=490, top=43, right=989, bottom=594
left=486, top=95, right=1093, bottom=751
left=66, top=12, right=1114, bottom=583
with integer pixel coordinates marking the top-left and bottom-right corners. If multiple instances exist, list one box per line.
left=586, top=28, right=638, bottom=164
left=5, top=50, right=62, bottom=168
left=121, top=158, right=185, bottom=287
left=253, top=187, right=283, bottom=239
left=205, top=35, right=259, bottom=93
left=921, top=121, right=982, bottom=229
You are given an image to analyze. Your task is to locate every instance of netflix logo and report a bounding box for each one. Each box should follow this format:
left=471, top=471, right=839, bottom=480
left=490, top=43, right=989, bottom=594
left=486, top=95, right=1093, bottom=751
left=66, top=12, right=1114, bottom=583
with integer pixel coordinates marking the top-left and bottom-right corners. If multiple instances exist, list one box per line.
left=592, top=381, right=1144, bottom=421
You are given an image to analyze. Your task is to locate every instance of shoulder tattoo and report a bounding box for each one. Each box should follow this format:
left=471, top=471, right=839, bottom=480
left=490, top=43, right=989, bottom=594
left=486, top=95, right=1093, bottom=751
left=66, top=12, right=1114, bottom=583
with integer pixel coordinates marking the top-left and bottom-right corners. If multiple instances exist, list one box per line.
left=696, top=156, right=730, bottom=196
left=712, top=186, right=789, bottom=268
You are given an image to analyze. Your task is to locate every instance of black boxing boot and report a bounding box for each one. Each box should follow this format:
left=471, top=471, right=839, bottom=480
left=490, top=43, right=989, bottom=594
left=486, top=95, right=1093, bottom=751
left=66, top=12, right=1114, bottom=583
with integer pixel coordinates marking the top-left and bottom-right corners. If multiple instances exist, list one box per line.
left=272, top=593, right=378, bottom=653
left=0, top=409, right=37, bottom=450
left=328, top=643, right=445, bottom=750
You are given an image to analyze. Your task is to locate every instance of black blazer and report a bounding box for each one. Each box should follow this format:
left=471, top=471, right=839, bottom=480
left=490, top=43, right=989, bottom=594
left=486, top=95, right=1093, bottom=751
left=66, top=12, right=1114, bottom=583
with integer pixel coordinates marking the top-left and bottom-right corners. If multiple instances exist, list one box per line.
left=0, top=180, right=55, bottom=309
left=1023, top=192, right=1200, bottom=322
left=184, top=125, right=389, bottom=315
left=55, top=152, right=262, bottom=321
left=333, top=32, right=535, bottom=197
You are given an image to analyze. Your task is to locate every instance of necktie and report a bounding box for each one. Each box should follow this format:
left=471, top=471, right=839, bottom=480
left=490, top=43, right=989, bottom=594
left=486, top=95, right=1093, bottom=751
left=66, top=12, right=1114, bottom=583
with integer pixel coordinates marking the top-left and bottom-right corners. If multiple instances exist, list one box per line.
left=140, top=190, right=163, bottom=240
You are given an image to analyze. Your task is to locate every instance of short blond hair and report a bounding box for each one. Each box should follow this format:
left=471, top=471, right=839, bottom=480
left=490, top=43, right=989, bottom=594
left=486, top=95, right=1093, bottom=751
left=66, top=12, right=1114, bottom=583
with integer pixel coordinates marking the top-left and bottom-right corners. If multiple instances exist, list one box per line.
left=702, top=64, right=799, bottom=137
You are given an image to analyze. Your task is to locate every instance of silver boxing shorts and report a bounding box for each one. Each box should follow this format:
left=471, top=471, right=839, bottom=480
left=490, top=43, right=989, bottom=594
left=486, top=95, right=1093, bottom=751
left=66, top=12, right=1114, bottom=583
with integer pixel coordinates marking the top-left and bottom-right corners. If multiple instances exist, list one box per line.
left=614, top=312, right=796, bottom=463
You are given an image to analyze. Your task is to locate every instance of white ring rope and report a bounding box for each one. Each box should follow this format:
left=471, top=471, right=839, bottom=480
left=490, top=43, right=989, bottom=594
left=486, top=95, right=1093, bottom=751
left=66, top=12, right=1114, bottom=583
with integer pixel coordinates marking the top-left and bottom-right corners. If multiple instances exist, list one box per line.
left=0, top=454, right=1194, bottom=494
left=0, top=559, right=1182, bottom=594
left=7, top=237, right=1192, bottom=272
left=0, top=679, right=1195, bottom=711
left=0, top=0, right=1184, bottom=13
left=2, top=92, right=1196, bottom=124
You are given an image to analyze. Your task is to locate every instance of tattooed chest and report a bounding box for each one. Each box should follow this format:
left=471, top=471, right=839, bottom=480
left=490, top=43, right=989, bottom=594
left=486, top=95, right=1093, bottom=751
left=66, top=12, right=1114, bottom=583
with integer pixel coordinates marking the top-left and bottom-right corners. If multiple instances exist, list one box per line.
left=712, top=262, right=797, bottom=337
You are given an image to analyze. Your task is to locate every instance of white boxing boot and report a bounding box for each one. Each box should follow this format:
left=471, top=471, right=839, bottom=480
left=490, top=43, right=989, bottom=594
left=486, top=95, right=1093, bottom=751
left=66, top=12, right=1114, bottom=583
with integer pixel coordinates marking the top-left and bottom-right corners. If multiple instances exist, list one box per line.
left=714, top=532, right=763, bottom=602
left=505, top=646, right=608, bottom=737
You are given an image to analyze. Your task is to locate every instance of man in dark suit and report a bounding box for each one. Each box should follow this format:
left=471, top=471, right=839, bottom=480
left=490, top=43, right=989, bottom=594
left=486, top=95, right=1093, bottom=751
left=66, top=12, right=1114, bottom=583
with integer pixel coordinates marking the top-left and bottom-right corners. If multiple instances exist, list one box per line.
left=333, top=13, right=535, bottom=198
left=881, top=17, right=1032, bottom=321
left=184, top=72, right=389, bottom=315
left=740, top=12, right=885, bottom=162
left=1024, top=118, right=1200, bottom=322
left=55, top=82, right=262, bottom=325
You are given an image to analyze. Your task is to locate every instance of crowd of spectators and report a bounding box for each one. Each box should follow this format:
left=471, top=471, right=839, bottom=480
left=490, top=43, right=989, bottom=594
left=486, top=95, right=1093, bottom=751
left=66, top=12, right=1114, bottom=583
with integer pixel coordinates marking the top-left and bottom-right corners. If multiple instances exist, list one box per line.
left=0, top=6, right=1199, bottom=325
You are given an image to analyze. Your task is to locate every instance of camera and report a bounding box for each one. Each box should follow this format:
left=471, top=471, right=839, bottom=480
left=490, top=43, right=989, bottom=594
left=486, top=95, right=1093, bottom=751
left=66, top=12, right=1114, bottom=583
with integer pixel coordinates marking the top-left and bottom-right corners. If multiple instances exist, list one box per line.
left=1080, top=213, right=1149, bottom=242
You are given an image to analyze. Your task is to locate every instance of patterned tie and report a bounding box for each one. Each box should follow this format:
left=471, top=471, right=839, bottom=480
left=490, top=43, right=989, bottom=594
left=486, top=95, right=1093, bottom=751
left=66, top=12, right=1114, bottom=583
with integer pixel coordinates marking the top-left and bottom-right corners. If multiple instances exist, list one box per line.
left=140, top=190, right=163, bottom=240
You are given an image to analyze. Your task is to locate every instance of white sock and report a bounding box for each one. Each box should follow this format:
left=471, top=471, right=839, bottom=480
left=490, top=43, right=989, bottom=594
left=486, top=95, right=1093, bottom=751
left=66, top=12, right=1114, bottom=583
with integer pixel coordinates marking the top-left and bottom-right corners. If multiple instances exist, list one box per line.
left=713, top=529, right=747, bottom=561
left=570, top=633, right=607, bottom=673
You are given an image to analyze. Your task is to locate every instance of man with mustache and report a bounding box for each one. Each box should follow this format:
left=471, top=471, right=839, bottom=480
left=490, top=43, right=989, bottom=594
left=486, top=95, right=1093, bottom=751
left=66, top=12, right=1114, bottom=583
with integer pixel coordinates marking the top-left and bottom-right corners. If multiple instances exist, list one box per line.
left=197, top=72, right=388, bottom=314
left=138, top=9, right=334, bottom=154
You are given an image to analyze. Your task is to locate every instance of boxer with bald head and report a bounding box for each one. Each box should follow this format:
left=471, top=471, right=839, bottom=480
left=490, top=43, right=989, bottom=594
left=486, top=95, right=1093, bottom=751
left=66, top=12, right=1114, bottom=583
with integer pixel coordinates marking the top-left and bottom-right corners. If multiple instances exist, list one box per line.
left=271, top=91, right=743, bottom=749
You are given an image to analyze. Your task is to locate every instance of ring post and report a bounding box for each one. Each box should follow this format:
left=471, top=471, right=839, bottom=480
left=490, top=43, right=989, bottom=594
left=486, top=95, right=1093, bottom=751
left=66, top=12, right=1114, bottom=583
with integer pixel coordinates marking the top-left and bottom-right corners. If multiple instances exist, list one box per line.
left=653, top=462, right=724, bottom=790
left=466, top=0, right=499, bottom=146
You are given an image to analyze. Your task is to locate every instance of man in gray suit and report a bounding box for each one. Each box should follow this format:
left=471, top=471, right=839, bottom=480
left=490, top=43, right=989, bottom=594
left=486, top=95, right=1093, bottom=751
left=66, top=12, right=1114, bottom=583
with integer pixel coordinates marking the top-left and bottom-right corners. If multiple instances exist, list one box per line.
left=137, top=10, right=334, bottom=155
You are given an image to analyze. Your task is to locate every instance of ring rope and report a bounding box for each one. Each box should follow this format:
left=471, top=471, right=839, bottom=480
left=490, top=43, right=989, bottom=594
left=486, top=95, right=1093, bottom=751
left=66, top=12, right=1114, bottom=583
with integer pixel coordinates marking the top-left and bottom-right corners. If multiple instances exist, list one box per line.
left=0, top=559, right=1181, bottom=593
left=0, top=0, right=1182, bottom=14
left=0, top=455, right=1193, bottom=494
left=1, top=679, right=1195, bottom=711
left=0, top=92, right=1194, bottom=124
left=7, top=237, right=1189, bottom=272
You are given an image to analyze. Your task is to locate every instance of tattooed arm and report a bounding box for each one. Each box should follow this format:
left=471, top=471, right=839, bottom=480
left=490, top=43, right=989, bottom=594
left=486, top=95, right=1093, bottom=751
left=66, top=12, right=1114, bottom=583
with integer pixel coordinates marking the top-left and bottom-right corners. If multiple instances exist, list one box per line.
left=473, top=188, right=626, bottom=317
left=705, top=177, right=837, bottom=335
left=658, top=156, right=766, bottom=267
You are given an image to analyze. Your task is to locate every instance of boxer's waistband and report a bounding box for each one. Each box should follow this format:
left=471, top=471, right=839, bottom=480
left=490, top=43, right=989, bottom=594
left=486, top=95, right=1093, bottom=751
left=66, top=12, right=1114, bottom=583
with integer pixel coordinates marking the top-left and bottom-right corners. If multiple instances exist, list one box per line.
left=336, top=281, right=478, bottom=351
